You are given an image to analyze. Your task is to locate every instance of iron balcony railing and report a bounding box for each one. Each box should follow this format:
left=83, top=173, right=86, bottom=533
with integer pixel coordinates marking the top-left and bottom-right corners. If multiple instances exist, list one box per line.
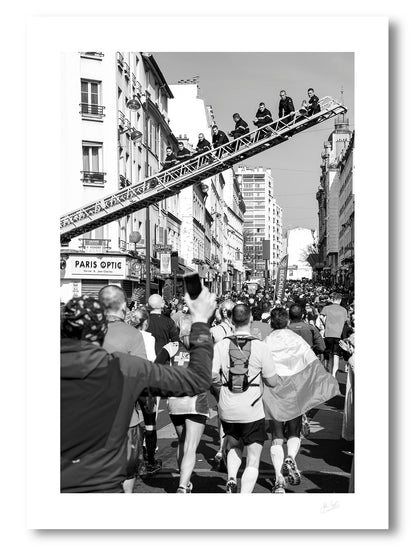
left=81, top=171, right=107, bottom=185
left=80, top=103, right=105, bottom=117
left=79, top=238, right=111, bottom=252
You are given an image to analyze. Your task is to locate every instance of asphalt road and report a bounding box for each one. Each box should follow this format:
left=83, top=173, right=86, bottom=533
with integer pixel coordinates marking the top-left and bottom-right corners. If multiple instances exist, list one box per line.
left=133, top=370, right=353, bottom=494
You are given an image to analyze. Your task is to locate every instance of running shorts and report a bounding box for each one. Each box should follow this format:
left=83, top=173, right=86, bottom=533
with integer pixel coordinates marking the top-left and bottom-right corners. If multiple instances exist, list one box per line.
left=324, top=336, right=341, bottom=356
left=221, top=418, right=267, bottom=446
left=170, top=413, right=207, bottom=426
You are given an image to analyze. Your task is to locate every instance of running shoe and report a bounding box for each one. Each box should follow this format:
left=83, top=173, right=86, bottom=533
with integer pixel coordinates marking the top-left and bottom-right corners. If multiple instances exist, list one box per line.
left=176, top=483, right=193, bottom=494
left=284, top=456, right=301, bottom=486
left=146, top=459, right=162, bottom=475
left=225, top=478, right=238, bottom=493
left=214, top=451, right=227, bottom=473
left=137, top=461, right=148, bottom=477
left=271, top=475, right=286, bottom=494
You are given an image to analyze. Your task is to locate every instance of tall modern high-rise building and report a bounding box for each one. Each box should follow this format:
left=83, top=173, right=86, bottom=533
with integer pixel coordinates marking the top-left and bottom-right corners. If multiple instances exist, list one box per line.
left=237, top=166, right=283, bottom=284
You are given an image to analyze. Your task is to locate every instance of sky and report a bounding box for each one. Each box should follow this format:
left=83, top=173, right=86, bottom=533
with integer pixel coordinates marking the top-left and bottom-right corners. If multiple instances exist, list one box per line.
left=154, top=52, right=354, bottom=233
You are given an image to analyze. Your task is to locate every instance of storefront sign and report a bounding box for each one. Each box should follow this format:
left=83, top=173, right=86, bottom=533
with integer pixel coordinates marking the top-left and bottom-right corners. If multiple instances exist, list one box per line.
left=160, top=253, right=171, bottom=275
left=65, top=255, right=127, bottom=279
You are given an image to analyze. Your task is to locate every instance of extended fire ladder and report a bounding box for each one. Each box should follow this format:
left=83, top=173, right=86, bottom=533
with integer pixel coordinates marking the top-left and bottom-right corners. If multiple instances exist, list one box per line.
left=61, top=96, right=347, bottom=245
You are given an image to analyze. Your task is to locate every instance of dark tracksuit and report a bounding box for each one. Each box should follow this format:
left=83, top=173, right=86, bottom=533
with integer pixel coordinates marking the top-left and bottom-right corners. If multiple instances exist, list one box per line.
left=308, top=94, right=321, bottom=116
left=278, top=96, right=295, bottom=129
left=212, top=130, right=229, bottom=158
left=61, top=322, right=213, bottom=492
left=254, top=107, right=273, bottom=138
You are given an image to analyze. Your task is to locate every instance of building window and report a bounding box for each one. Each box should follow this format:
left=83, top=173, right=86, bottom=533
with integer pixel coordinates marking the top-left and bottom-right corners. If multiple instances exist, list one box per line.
left=80, top=80, right=105, bottom=119
left=81, top=141, right=106, bottom=186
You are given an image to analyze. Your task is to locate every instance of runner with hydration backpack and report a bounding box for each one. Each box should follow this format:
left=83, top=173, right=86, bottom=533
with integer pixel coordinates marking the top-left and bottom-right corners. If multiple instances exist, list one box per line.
left=212, top=303, right=278, bottom=493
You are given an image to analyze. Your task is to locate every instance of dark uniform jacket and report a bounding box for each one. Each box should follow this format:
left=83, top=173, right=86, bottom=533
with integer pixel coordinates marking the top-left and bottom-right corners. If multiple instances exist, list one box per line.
left=278, top=96, right=295, bottom=119
left=195, top=138, right=211, bottom=155
left=61, top=322, right=213, bottom=492
left=176, top=147, right=192, bottom=163
left=230, top=118, right=249, bottom=138
left=308, top=94, right=321, bottom=116
left=162, top=152, right=178, bottom=171
left=254, top=107, right=273, bottom=127
left=212, top=130, right=229, bottom=148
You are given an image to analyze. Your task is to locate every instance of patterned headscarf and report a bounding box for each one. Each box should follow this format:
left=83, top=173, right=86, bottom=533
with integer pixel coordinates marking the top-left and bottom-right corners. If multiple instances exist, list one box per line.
left=61, top=295, right=108, bottom=343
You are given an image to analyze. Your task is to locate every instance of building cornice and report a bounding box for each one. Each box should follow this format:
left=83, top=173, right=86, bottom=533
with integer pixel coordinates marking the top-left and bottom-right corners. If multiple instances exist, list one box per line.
left=142, top=54, right=174, bottom=98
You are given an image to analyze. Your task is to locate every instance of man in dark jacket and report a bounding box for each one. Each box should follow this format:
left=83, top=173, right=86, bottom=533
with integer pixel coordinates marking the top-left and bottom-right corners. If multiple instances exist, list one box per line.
left=61, top=288, right=216, bottom=493
left=194, top=133, right=213, bottom=164
left=212, top=125, right=229, bottom=158
left=254, top=102, right=273, bottom=129
left=278, top=90, right=295, bottom=130
left=176, top=141, right=192, bottom=163
left=288, top=303, right=325, bottom=356
left=307, top=88, right=321, bottom=116
left=229, top=113, right=250, bottom=139
left=194, top=133, right=211, bottom=155
left=161, top=146, right=178, bottom=172
left=254, top=102, right=274, bottom=140
left=229, top=113, right=250, bottom=151
left=212, top=125, right=229, bottom=148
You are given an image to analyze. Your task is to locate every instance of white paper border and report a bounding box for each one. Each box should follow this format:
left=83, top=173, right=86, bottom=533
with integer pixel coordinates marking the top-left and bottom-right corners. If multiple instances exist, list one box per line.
left=26, top=16, right=388, bottom=530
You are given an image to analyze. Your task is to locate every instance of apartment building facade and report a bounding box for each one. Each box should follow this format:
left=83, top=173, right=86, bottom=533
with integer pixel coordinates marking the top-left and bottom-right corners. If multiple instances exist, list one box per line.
left=315, top=111, right=353, bottom=285
left=60, top=51, right=181, bottom=303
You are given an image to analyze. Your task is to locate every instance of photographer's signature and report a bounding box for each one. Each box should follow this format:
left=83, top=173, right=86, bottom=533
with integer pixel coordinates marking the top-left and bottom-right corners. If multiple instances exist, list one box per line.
left=320, top=500, right=340, bottom=513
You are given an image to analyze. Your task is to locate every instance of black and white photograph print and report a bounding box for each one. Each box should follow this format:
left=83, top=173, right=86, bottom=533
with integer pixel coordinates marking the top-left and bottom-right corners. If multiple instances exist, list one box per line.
left=26, top=15, right=389, bottom=531
left=59, top=50, right=355, bottom=497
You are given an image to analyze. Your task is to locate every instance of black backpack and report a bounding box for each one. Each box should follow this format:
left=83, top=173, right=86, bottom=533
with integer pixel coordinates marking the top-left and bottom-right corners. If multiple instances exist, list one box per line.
left=221, top=335, right=261, bottom=398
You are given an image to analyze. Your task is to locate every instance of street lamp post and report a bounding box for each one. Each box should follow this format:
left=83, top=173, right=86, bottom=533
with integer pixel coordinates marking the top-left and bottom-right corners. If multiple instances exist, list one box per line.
left=127, top=88, right=151, bottom=303
left=143, top=94, right=151, bottom=303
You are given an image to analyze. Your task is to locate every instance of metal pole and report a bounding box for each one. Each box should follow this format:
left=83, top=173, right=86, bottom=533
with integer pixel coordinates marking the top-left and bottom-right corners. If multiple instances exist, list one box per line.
left=144, top=94, right=151, bottom=303
left=265, top=258, right=269, bottom=292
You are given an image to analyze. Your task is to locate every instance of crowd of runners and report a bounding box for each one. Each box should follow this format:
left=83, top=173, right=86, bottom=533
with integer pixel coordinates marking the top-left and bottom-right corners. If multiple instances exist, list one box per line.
left=60, top=278, right=355, bottom=494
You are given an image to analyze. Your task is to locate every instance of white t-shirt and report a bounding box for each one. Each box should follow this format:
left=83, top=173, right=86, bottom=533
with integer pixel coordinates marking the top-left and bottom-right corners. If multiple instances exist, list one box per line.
left=212, top=332, right=276, bottom=423
left=140, top=330, right=156, bottom=361
left=210, top=321, right=233, bottom=343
